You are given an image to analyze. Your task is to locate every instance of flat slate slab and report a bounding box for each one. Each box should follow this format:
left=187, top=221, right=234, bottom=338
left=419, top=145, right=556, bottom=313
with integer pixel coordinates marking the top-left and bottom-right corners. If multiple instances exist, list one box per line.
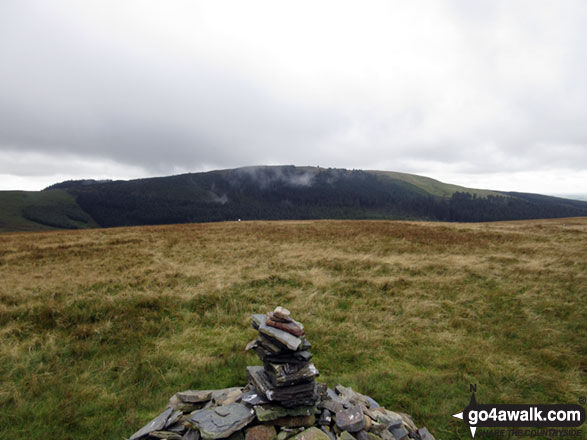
left=130, top=408, right=174, bottom=440
left=258, top=323, right=302, bottom=351
left=254, top=404, right=315, bottom=421
left=335, top=405, right=365, bottom=433
left=188, top=403, right=255, bottom=439
left=176, top=390, right=213, bottom=403
left=292, top=427, right=331, bottom=440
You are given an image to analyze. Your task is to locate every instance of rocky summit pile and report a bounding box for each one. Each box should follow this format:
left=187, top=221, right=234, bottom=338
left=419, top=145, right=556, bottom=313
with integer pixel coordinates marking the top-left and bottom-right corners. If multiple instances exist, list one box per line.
left=129, top=307, right=436, bottom=440
left=246, top=306, right=318, bottom=408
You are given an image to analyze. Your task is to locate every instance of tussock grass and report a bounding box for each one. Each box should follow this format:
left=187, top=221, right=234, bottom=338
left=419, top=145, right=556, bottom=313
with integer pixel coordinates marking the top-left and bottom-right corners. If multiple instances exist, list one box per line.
left=0, top=218, right=586, bottom=439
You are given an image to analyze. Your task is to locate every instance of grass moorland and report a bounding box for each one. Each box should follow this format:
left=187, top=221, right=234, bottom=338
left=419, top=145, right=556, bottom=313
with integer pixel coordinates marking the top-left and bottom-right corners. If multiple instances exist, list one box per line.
left=0, top=219, right=585, bottom=439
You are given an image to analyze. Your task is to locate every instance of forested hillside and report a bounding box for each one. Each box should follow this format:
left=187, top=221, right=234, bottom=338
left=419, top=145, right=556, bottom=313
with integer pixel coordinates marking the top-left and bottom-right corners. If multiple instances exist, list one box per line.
left=2, top=166, right=586, bottom=231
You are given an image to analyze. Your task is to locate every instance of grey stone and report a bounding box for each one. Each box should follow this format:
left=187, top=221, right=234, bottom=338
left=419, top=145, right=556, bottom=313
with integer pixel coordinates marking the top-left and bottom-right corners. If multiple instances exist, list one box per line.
left=265, top=362, right=319, bottom=387
left=319, top=427, right=336, bottom=440
left=241, top=387, right=270, bottom=406
left=170, top=395, right=205, bottom=413
left=247, top=367, right=317, bottom=406
left=292, top=427, right=331, bottom=440
left=335, top=405, right=365, bottom=433
left=254, top=404, right=315, bottom=421
left=177, top=390, right=213, bottom=404
left=319, top=400, right=344, bottom=414
left=363, top=396, right=380, bottom=409
left=415, top=428, right=435, bottom=440
left=258, top=323, right=302, bottom=351
left=149, top=432, right=183, bottom=440
left=355, top=431, right=368, bottom=440
left=182, top=430, right=200, bottom=440
left=388, top=425, right=408, bottom=440
left=188, top=402, right=255, bottom=439
left=131, top=408, right=174, bottom=440
left=277, top=428, right=305, bottom=440
left=165, top=411, right=184, bottom=429
left=338, top=431, right=355, bottom=440
left=318, top=409, right=332, bottom=426
left=273, top=306, right=292, bottom=321
left=398, top=414, right=417, bottom=433
left=379, top=431, right=393, bottom=440
left=251, top=314, right=266, bottom=329
left=372, top=410, right=402, bottom=429
left=212, top=388, right=244, bottom=406
left=227, top=431, right=245, bottom=440
left=168, top=422, right=188, bottom=434
left=271, top=415, right=316, bottom=428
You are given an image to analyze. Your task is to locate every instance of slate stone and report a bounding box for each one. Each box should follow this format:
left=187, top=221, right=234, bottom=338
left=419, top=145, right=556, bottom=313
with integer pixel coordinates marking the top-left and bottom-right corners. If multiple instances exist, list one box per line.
left=266, top=316, right=305, bottom=337
left=149, top=432, right=183, bottom=440
left=265, top=362, right=319, bottom=387
left=259, top=323, right=302, bottom=351
left=272, top=414, right=316, bottom=428
left=355, top=431, right=368, bottom=440
left=292, top=427, right=331, bottom=440
left=334, top=386, right=370, bottom=408
left=379, top=431, right=393, bottom=440
left=131, top=408, right=175, bottom=440
left=245, top=425, right=276, bottom=440
left=335, top=405, right=365, bottom=433
left=257, top=334, right=287, bottom=354
left=168, top=422, right=188, bottom=434
left=254, top=404, right=315, bottom=421
left=367, top=420, right=385, bottom=435
left=247, top=367, right=316, bottom=405
left=227, top=431, right=245, bottom=440
left=177, top=390, right=213, bottom=404
left=165, top=411, right=184, bottom=428
left=398, top=414, right=417, bottom=433
left=188, top=403, right=255, bottom=439
left=363, top=396, right=380, bottom=409
left=277, top=429, right=305, bottom=440
left=339, top=431, right=355, bottom=440
left=318, top=409, right=332, bottom=426
left=362, top=415, right=372, bottom=432
left=319, top=400, right=344, bottom=414
left=415, top=428, right=435, bottom=440
left=388, top=425, right=408, bottom=440
left=319, top=427, right=336, bottom=440
left=252, top=314, right=266, bottom=329
left=213, top=388, right=244, bottom=406
left=170, top=395, right=204, bottom=413
left=366, top=433, right=381, bottom=440
left=241, top=387, right=270, bottom=406
left=372, top=410, right=402, bottom=429
left=255, top=347, right=313, bottom=364
left=182, top=430, right=200, bottom=440
left=272, top=307, right=292, bottom=321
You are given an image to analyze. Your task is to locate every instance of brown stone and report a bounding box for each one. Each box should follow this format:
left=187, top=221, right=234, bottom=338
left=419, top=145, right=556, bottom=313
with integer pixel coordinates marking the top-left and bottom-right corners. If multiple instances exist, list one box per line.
left=266, top=317, right=305, bottom=337
left=270, top=415, right=316, bottom=428
left=246, top=425, right=277, bottom=440
left=272, top=307, right=292, bottom=321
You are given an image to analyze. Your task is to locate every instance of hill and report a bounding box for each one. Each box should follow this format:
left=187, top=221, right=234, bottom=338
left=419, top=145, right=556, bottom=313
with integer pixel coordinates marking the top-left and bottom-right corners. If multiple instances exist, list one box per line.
left=2, top=166, right=587, bottom=231
left=0, top=189, right=98, bottom=232
left=0, top=218, right=585, bottom=438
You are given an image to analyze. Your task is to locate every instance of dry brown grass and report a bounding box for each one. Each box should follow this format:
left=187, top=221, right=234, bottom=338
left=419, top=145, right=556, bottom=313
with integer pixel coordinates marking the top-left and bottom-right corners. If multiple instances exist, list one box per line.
left=0, top=218, right=586, bottom=439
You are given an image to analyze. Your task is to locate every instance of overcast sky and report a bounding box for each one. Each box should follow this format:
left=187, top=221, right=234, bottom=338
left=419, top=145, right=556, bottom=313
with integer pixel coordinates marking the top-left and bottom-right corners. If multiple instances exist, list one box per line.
left=1, top=0, right=586, bottom=194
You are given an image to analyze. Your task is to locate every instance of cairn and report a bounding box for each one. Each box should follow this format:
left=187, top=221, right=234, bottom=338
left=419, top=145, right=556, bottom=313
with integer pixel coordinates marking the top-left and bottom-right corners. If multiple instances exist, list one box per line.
left=129, top=307, right=436, bottom=440
left=245, top=307, right=319, bottom=408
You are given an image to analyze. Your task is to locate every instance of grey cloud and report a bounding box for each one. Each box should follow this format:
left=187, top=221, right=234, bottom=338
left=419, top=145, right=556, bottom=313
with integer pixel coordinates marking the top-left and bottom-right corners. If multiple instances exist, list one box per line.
left=0, top=0, right=586, bottom=190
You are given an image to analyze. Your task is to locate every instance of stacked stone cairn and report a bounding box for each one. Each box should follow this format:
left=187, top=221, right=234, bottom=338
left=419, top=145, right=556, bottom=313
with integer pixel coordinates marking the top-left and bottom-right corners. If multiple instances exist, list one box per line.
left=129, top=307, right=436, bottom=440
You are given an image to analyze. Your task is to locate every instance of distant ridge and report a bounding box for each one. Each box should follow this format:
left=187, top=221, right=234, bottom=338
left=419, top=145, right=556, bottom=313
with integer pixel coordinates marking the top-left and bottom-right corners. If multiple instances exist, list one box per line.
left=1, top=165, right=587, bottom=232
